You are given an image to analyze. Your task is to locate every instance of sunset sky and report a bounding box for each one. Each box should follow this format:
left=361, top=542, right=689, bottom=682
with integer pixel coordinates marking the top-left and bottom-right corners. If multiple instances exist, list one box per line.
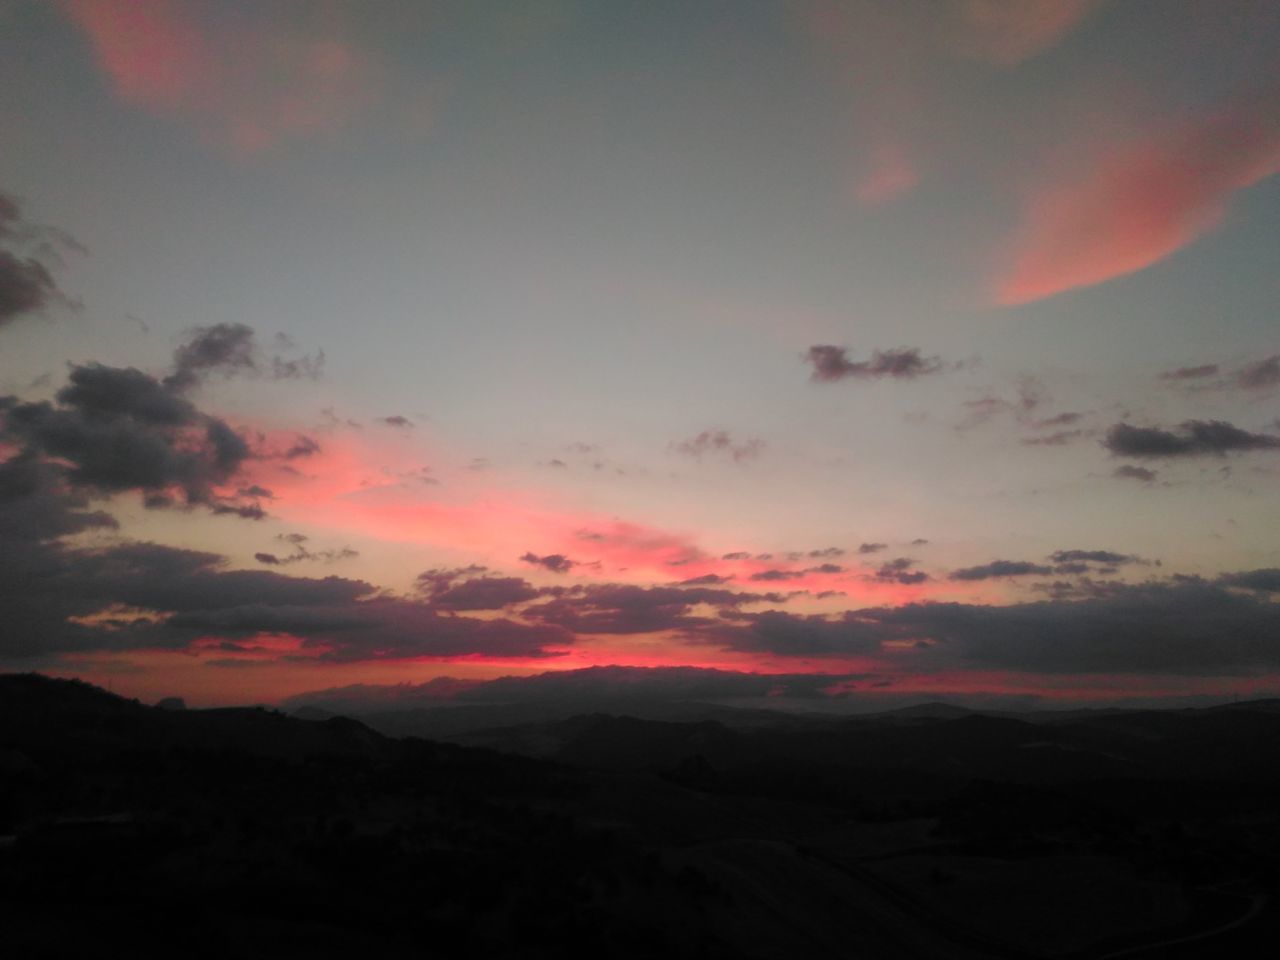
left=2, top=0, right=1278, bottom=708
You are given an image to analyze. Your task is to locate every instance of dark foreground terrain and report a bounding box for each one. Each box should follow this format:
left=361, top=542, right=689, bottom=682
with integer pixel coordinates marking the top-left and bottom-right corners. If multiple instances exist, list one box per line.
left=4, top=674, right=1280, bottom=958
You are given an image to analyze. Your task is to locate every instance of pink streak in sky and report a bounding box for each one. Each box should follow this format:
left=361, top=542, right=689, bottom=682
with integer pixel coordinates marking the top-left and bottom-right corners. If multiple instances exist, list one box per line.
left=997, top=100, right=1280, bottom=305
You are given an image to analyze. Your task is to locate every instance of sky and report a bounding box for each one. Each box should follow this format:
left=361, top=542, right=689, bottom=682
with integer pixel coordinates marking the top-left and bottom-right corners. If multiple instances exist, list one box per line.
left=1, top=0, right=1278, bottom=709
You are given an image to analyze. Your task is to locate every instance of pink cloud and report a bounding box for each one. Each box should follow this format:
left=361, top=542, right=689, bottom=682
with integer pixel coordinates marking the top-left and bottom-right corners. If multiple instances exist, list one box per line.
left=950, top=0, right=1103, bottom=66
left=997, top=100, right=1280, bottom=305
left=853, top=141, right=921, bottom=206
left=63, top=0, right=375, bottom=154
left=807, top=2, right=1101, bottom=208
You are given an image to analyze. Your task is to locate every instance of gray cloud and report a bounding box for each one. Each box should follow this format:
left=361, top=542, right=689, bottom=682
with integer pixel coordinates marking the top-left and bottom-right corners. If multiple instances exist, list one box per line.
left=1021, top=429, right=1086, bottom=447
left=0, top=193, right=76, bottom=329
left=1238, top=355, right=1280, bottom=390
left=416, top=567, right=541, bottom=610
left=520, top=552, right=576, bottom=573
left=165, top=323, right=257, bottom=392
left=677, top=573, right=733, bottom=585
left=672, top=429, right=763, bottom=462
left=1114, top=464, right=1158, bottom=483
left=1049, top=550, right=1138, bottom=566
left=950, top=560, right=1053, bottom=581
left=0, top=325, right=329, bottom=517
left=1217, top=569, right=1280, bottom=593
left=0, top=500, right=569, bottom=659
left=809, top=547, right=845, bottom=559
left=166, top=323, right=323, bottom=391
left=750, top=569, right=805, bottom=582
left=702, top=580, right=1280, bottom=675
left=871, top=557, right=929, bottom=584
left=255, top=533, right=358, bottom=566
left=869, top=582, right=1280, bottom=675
left=1, top=373, right=252, bottom=508
left=525, top=582, right=785, bottom=635
left=711, top=610, right=884, bottom=656
left=1104, top=420, right=1280, bottom=458
left=806, top=345, right=944, bottom=382
left=1159, top=363, right=1220, bottom=381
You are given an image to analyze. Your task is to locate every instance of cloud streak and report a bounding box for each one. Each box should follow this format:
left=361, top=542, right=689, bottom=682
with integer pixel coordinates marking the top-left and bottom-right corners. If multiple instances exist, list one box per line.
left=997, top=93, right=1280, bottom=304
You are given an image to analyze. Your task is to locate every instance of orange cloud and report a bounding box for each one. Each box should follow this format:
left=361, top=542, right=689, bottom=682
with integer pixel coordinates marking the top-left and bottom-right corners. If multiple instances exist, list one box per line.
left=997, top=100, right=1280, bottom=305
left=63, top=0, right=375, bottom=154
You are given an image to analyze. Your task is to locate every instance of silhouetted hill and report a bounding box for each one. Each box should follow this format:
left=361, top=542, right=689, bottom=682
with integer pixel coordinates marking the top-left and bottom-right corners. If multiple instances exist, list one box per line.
left=6, top=673, right=1280, bottom=959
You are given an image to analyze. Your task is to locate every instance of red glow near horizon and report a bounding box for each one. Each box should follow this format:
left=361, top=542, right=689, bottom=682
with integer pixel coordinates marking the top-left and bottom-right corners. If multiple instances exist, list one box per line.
left=231, top=428, right=940, bottom=604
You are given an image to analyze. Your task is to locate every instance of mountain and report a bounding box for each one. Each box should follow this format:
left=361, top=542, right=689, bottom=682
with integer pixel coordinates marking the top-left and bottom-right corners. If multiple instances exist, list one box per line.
left=5, top=673, right=1280, bottom=959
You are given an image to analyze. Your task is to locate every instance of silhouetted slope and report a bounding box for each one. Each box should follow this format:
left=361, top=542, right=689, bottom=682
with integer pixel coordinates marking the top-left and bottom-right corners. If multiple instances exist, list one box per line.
left=6, top=674, right=1280, bottom=959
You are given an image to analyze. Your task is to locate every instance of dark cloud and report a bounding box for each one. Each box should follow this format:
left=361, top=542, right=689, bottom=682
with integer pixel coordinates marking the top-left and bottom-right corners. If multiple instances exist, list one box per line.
left=416, top=567, right=541, bottom=611
left=210, top=501, right=266, bottom=520
left=808, top=547, right=845, bottom=559
left=949, top=560, right=1052, bottom=581
left=1104, top=420, right=1280, bottom=458
left=701, top=579, right=1280, bottom=675
left=749, top=569, right=805, bottom=582
left=712, top=610, right=884, bottom=656
left=282, top=434, right=321, bottom=459
left=1114, top=464, right=1158, bottom=483
left=520, top=552, right=576, bottom=574
left=866, top=582, right=1280, bottom=675
left=1033, top=412, right=1083, bottom=428
left=1238, top=355, right=1280, bottom=390
left=380, top=415, right=414, bottom=428
left=1217, top=569, right=1280, bottom=593
left=721, top=551, right=751, bottom=560
left=870, top=557, right=929, bottom=585
left=1021, top=429, right=1086, bottom=447
left=0, top=511, right=569, bottom=660
left=165, top=323, right=257, bottom=392
left=672, top=429, right=763, bottom=462
left=858, top=542, right=887, bottom=554
left=677, top=573, right=733, bottom=586
left=1159, top=363, right=1220, bottom=381
left=0, top=193, right=76, bottom=328
left=270, top=350, right=325, bottom=381
left=806, top=345, right=944, bottom=382
left=1050, top=550, right=1137, bottom=566
left=0, top=252, right=59, bottom=327
left=0, top=455, right=117, bottom=544
left=1, top=370, right=252, bottom=508
left=0, top=324, right=327, bottom=518
left=526, top=583, right=784, bottom=635
left=165, top=323, right=323, bottom=391
left=255, top=533, right=358, bottom=566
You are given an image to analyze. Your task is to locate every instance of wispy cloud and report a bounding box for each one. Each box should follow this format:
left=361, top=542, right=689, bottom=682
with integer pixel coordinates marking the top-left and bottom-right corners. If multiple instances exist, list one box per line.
left=63, top=0, right=378, bottom=155
left=997, top=94, right=1280, bottom=304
